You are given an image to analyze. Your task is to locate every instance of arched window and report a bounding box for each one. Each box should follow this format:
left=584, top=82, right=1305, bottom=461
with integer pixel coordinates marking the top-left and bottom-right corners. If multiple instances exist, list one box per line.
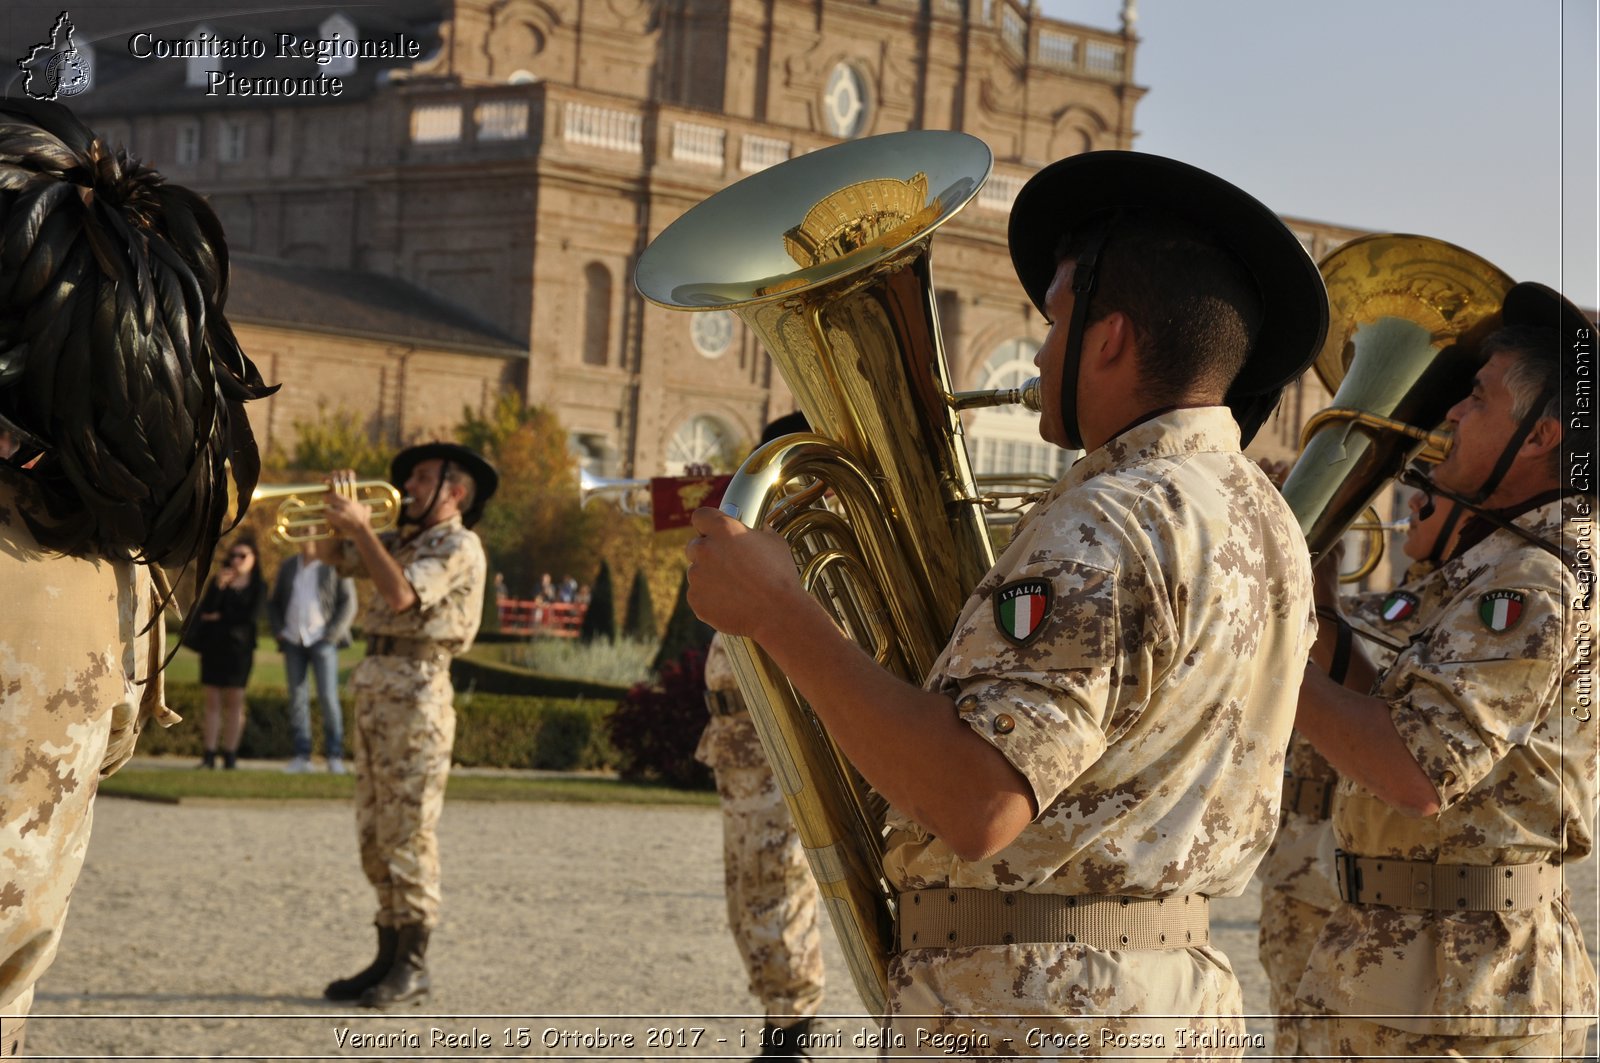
left=665, top=415, right=736, bottom=472
left=318, top=15, right=359, bottom=77
left=582, top=263, right=611, bottom=367
left=965, top=338, right=1075, bottom=479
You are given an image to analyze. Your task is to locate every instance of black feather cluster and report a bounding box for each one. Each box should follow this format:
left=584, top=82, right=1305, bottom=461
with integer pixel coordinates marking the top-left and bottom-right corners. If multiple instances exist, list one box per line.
left=0, top=98, right=277, bottom=607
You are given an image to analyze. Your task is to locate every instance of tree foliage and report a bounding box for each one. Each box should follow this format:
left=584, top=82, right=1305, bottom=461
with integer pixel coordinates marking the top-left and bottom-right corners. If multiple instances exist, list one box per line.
left=263, top=401, right=391, bottom=479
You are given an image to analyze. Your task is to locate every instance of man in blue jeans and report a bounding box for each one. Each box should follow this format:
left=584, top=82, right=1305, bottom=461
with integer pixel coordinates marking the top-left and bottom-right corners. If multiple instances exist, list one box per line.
left=270, top=540, right=359, bottom=773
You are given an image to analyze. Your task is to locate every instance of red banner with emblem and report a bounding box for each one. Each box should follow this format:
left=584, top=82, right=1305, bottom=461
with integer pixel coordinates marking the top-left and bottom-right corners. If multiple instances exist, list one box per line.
left=649, top=475, right=734, bottom=531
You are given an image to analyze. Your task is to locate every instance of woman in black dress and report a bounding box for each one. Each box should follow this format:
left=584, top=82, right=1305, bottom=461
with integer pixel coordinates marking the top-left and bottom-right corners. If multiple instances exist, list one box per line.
left=195, top=538, right=266, bottom=768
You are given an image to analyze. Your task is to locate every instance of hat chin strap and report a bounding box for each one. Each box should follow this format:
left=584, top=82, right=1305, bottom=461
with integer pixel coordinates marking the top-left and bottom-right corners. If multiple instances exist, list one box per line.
left=399, top=461, right=451, bottom=528
left=1057, top=219, right=1113, bottom=452
left=1467, top=386, right=1554, bottom=506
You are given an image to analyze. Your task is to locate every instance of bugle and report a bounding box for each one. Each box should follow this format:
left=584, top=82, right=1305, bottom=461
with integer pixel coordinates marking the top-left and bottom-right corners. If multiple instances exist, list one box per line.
left=251, top=481, right=407, bottom=542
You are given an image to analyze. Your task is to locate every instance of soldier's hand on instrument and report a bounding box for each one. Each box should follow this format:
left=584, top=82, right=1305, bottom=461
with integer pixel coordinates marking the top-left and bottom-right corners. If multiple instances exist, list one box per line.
left=322, top=468, right=370, bottom=536
left=685, top=506, right=804, bottom=638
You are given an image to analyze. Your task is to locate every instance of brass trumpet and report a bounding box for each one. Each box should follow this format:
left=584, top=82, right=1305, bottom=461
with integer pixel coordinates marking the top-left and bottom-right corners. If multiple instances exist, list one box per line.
left=251, top=481, right=407, bottom=542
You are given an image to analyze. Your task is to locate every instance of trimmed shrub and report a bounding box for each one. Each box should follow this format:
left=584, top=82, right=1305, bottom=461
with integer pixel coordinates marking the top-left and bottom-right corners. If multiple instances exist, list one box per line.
left=652, top=573, right=714, bottom=674
left=142, top=682, right=616, bottom=772
left=623, top=569, right=656, bottom=641
left=580, top=560, right=618, bottom=643
left=606, top=647, right=712, bottom=789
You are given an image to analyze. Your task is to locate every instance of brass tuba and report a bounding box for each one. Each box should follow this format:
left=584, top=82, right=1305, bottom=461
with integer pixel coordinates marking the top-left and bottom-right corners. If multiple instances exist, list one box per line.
left=636, top=131, right=1031, bottom=1012
left=1281, top=234, right=1513, bottom=575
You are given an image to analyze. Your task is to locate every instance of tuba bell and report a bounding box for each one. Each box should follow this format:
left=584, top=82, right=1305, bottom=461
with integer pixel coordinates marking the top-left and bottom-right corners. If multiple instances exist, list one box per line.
left=637, top=130, right=1029, bottom=1012
left=1281, top=234, right=1513, bottom=575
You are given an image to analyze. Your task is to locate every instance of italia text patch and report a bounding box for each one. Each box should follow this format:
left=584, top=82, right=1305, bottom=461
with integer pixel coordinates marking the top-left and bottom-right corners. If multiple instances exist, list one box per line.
left=1477, top=590, right=1525, bottom=632
left=1380, top=591, right=1419, bottom=623
left=994, top=578, right=1052, bottom=647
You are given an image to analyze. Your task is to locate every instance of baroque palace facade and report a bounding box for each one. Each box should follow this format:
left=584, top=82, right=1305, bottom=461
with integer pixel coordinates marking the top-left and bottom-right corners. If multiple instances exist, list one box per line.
left=7, top=0, right=1362, bottom=481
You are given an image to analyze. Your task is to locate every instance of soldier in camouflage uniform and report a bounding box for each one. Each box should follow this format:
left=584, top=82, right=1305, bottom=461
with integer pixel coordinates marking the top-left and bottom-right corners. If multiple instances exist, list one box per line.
left=686, top=153, right=1328, bottom=1056
left=0, top=100, right=272, bottom=1057
left=321, top=443, right=494, bottom=1010
left=696, top=633, right=826, bottom=1056
left=1294, top=293, right=1598, bottom=1059
left=1255, top=487, right=1460, bottom=1058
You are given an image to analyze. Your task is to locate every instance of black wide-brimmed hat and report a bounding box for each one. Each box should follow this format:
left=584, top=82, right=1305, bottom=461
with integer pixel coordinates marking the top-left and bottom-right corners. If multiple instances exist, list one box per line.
left=1500, top=281, right=1595, bottom=498
left=391, top=441, right=499, bottom=527
left=1008, top=151, right=1329, bottom=441
left=1502, top=281, right=1590, bottom=339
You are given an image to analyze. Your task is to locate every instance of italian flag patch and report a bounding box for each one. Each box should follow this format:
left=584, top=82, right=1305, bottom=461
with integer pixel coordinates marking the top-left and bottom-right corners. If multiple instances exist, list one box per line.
left=1478, top=590, right=1525, bottom=632
left=995, top=578, right=1052, bottom=647
left=1381, top=591, right=1419, bottom=623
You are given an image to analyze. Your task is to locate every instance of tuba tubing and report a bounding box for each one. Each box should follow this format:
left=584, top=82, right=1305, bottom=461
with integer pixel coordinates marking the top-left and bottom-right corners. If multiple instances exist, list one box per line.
left=638, top=130, right=1008, bottom=1013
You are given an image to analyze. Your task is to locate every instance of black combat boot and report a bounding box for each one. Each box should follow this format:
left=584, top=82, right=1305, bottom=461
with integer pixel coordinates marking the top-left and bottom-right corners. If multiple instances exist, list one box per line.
left=324, top=924, right=399, bottom=1001
left=752, top=1018, right=813, bottom=1060
left=359, top=924, right=430, bottom=1008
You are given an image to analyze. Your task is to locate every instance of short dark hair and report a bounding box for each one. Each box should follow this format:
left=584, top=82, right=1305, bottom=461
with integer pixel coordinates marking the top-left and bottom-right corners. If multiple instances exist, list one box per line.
left=1055, top=209, right=1261, bottom=405
left=1482, top=325, right=1561, bottom=480
left=0, top=99, right=273, bottom=575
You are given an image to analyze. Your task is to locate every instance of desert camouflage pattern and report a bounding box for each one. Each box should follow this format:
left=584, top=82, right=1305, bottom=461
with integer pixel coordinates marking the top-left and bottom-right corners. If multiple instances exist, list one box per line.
left=887, top=944, right=1247, bottom=1058
left=694, top=636, right=824, bottom=1021
left=347, top=515, right=484, bottom=929
left=1256, top=573, right=1433, bottom=1054
left=1298, top=1013, right=1593, bottom=1062
left=883, top=407, right=1315, bottom=1045
left=1297, top=497, right=1598, bottom=1040
left=0, top=474, right=176, bottom=1016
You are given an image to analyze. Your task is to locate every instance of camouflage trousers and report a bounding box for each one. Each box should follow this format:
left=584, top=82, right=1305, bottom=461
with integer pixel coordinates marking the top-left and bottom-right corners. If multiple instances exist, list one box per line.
left=887, top=942, right=1250, bottom=1058
left=1257, top=891, right=1329, bottom=1058
left=696, top=711, right=825, bottom=1021
left=351, top=657, right=457, bottom=930
left=1298, top=1015, right=1594, bottom=1061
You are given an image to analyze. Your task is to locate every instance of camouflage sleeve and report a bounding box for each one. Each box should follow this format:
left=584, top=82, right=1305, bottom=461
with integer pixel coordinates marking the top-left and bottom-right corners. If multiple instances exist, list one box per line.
left=1386, top=581, right=1564, bottom=808
left=403, top=529, right=479, bottom=612
left=936, top=554, right=1173, bottom=813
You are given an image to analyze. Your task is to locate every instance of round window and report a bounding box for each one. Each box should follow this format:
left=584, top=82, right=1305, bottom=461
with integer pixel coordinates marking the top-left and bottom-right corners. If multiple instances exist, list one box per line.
left=690, top=311, right=735, bottom=359
left=823, top=63, right=869, bottom=139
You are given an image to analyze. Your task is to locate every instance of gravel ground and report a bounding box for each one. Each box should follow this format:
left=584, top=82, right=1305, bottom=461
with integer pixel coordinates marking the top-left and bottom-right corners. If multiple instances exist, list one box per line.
left=22, top=762, right=1600, bottom=1061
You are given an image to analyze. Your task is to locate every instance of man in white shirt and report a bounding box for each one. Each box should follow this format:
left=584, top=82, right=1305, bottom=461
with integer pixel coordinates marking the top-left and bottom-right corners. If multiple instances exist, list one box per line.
left=270, top=540, right=359, bottom=773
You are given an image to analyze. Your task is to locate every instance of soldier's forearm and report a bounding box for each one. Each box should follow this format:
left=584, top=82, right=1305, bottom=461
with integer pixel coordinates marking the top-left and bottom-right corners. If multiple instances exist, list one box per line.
left=347, top=526, right=418, bottom=613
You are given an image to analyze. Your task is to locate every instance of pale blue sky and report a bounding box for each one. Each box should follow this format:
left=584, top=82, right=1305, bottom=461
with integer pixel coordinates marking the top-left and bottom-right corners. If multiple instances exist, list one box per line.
left=1041, top=0, right=1599, bottom=308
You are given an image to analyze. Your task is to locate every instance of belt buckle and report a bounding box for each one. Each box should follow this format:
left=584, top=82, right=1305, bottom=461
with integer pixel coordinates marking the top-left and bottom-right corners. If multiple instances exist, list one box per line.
left=1334, top=849, right=1361, bottom=902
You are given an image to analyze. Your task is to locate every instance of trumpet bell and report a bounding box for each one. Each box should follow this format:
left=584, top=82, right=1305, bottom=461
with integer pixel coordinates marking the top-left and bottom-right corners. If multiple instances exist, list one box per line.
left=1282, top=234, right=1513, bottom=567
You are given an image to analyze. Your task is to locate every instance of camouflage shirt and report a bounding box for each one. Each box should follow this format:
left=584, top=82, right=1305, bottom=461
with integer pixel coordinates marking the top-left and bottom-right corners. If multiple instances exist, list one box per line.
left=1262, top=570, right=1440, bottom=912
left=351, top=515, right=486, bottom=654
left=885, top=407, right=1314, bottom=897
left=1297, top=496, right=1598, bottom=1036
left=0, top=473, right=175, bottom=1012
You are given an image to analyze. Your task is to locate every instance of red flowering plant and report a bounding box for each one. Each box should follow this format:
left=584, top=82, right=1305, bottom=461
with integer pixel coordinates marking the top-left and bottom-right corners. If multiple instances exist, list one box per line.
left=607, top=647, right=713, bottom=789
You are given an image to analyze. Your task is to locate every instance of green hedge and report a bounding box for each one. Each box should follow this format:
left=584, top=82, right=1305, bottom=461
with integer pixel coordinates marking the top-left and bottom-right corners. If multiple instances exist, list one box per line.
left=143, top=682, right=617, bottom=772
left=450, top=653, right=633, bottom=701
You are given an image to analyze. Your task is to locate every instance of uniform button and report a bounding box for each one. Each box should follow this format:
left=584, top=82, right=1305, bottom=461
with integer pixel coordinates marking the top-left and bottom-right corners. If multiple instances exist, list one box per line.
left=993, top=714, right=1015, bottom=735
left=956, top=695, right=980, bottom=715
left=1440, top=770, right=1456, bottom=787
